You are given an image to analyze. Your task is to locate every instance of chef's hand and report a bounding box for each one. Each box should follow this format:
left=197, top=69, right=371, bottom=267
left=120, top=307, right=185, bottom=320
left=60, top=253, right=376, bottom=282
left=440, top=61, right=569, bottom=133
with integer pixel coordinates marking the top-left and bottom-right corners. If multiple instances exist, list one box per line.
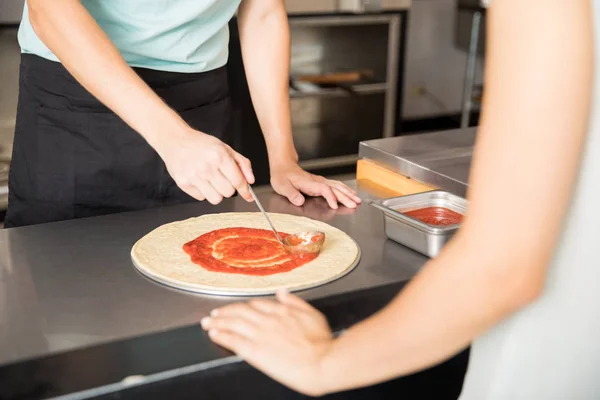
left=201, top=290, right=334, bottom=397
left=155, top=129, right=255, bottom=204
left=270, top=162, right=361, bottom=209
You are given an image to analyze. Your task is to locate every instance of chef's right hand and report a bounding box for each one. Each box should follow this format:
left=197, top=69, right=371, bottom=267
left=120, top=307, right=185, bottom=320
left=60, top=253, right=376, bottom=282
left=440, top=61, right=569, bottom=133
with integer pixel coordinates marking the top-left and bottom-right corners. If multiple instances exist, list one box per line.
left=155, top=129, right=255, bottom=204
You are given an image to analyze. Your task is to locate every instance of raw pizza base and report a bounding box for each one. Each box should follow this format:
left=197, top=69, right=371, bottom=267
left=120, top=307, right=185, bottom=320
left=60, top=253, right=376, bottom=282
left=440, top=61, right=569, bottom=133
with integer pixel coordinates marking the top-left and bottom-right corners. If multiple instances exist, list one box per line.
left=131, top=212, right=360, bottom=296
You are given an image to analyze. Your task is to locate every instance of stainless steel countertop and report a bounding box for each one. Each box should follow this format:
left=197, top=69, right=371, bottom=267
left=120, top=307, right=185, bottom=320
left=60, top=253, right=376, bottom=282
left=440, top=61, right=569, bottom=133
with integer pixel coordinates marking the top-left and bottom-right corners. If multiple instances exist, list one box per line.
left=359, top=127, right=476, bottom=196
left=0, top=182, right=428, bottom=367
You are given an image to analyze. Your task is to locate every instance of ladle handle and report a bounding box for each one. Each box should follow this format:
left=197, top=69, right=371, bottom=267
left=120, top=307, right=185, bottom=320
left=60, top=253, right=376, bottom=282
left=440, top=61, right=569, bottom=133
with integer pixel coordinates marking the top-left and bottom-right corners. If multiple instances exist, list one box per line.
left=248, top=186, right=284, bottom=244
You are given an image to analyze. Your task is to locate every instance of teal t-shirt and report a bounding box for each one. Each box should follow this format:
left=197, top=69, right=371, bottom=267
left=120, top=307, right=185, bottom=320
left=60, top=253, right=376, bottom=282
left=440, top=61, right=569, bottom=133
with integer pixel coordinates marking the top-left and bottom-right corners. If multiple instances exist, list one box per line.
left=18, top=0, right=241, bottom=73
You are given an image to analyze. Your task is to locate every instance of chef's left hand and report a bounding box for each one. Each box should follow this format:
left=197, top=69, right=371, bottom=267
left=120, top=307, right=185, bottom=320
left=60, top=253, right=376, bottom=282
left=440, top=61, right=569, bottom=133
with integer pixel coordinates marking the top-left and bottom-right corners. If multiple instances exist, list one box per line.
left=201, top=290, right=334, bottom=397
left=270, top=162, right=361, bottom=209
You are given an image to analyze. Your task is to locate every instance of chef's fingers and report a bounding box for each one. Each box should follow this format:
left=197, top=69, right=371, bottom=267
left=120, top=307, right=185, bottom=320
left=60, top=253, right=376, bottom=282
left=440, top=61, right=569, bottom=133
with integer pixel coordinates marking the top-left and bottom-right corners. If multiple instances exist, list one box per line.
left=219, top=153, right=253, bottom=202
left=276, top=290, right=315, bottom=313
left=196, top=179, right=223, bottom=205
left=201, top=316, right=259, bottom=340
left=277, top=180, right=305, bottom=207
left=211, top=303, right=268, bottom=324
left=326, top=179, right=355, bottom=193
left=332, top=187, right=358, bottom=209
left=208, top=329, right=256, bottom=358
left=327, top=180, right=362, bottom=203
left=231, top=150, right=255, bottom=185
left=317, top=183, right=339, bottom=209
left=179, top=184, right=206, bottom=201
left=208, top=170, right=236, bottom=199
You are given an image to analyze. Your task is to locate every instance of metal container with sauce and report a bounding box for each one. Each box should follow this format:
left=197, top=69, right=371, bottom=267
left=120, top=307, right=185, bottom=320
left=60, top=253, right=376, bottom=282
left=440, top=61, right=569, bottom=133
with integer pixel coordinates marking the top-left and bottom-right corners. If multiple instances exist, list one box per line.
left=370, top=190, right=468, bottom=257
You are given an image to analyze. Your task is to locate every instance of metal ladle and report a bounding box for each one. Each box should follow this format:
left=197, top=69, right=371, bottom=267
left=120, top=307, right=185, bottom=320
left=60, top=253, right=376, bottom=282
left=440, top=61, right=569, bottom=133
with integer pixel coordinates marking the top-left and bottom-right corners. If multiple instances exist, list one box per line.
left=247, top=186, right=325, bottom=254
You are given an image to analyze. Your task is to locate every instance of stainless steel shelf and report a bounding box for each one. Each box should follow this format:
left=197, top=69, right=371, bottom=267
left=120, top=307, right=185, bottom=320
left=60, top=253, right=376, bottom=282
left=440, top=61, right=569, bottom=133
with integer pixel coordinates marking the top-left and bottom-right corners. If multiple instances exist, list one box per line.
left=289, top=14, right=396, bottom=27
left=285, top=0, right=412, bottom=15
left=290, top=82, right=388, bottom=99
left=299, top=154, right=359, bottom=170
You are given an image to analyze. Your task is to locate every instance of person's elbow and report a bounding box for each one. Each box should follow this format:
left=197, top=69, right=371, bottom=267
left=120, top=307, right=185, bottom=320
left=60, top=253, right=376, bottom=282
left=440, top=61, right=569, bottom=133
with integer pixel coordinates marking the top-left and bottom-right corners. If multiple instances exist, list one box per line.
left=488, top=252, right=547, bottom=313
left=238, top=0, right=286, bottom=26
left=458, top=231, right=549, bottom=314
left=26, top=0, right=75, bottom=35
left=504, top=263, right=545, bottom=309
left=26, top=0, right=49, bottom=35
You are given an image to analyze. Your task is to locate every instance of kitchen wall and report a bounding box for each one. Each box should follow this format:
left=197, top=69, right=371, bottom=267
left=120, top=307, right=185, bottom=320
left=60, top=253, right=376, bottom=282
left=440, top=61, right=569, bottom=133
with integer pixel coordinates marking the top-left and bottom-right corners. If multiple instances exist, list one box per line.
left=402, top=0, right=484, bottom=119
left=0, top=0, right=484, bottom=153
left=0, top=0, right=24, bottom=23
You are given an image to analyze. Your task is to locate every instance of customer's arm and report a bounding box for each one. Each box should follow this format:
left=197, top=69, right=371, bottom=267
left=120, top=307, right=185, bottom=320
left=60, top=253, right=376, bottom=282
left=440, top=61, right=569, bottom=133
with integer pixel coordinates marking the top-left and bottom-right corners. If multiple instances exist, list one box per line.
left=237, top=0, right=361, bottom=209
left=202, top=0, right=594, bottom=395
left=26, top=0, right=254, bottom=204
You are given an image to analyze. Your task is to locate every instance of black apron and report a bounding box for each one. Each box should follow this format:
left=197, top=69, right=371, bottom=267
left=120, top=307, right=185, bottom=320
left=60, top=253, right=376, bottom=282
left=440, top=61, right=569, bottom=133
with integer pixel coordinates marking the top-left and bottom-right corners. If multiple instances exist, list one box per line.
left=5, top=54, right=233, bottom=228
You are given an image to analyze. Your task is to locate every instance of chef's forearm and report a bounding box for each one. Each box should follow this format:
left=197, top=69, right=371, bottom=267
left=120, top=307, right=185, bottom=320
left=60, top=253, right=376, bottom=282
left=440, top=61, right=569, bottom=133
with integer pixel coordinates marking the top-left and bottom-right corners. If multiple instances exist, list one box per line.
left=26, top=0, right=189, bottom=148
left=237, top=0, right=298, bottom=167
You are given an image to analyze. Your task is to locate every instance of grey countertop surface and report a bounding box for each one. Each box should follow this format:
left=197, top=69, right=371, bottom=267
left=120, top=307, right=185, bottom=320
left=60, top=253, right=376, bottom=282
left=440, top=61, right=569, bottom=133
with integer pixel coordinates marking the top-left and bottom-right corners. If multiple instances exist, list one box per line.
left=0, top=181, right=428, bottom=367
left=0, top=128, right=476, bottom=372
left=359, top=127, right=476, bottom=196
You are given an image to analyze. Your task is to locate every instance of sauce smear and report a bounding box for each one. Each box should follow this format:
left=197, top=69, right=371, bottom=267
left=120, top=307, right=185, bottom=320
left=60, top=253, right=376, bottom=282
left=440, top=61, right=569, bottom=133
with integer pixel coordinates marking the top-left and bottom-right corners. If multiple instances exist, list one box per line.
left=403, top=207, right=463, bottom=226
left=183, top=227, right=318, bottom=276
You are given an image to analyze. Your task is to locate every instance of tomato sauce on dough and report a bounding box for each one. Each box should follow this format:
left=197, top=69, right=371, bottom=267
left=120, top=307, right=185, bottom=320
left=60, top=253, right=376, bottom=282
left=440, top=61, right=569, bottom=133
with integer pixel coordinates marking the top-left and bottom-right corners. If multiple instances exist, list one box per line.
left=183, top=227, right=318, bottom=276
left=403, top=207, right=463, bottom=226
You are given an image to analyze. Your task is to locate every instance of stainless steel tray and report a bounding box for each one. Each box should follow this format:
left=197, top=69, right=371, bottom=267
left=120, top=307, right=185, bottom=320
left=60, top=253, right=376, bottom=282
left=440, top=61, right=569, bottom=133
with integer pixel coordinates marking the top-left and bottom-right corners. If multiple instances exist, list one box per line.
left=132, top=240, right=362, bottom=297
left=370, top=190, right=468, bottom=257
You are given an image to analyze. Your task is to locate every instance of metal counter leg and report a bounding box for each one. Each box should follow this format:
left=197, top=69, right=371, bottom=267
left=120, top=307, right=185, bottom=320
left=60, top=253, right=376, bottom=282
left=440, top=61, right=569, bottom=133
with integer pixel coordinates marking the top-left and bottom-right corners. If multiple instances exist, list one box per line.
left=460, top=11, right=481, bottom=129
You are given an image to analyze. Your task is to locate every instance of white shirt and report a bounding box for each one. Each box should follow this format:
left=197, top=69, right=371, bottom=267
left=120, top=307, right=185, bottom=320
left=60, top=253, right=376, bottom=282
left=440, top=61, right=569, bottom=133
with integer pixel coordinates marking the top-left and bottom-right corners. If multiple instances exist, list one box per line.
left=459, top=3, right=600, bottom=399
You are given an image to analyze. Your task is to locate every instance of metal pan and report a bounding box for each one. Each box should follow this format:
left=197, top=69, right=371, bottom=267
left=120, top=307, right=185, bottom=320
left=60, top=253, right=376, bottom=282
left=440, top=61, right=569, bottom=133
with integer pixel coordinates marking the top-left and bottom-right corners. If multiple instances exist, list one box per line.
left=370, top=190, right=468, bottom=258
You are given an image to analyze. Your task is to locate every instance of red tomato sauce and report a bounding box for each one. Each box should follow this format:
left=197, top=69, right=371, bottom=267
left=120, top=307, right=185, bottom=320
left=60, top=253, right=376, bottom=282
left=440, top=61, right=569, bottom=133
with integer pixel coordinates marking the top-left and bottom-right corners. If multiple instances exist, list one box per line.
left=183, top=227, right=318, bottom=276
left=286, top=236, right=303, bottom=246
left=403, top=207, right=463, bottom=226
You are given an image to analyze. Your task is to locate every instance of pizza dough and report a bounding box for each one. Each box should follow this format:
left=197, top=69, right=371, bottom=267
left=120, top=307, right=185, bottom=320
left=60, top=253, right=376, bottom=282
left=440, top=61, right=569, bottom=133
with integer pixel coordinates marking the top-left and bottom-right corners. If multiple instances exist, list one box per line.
left=131, top=212, right=360, bottom=295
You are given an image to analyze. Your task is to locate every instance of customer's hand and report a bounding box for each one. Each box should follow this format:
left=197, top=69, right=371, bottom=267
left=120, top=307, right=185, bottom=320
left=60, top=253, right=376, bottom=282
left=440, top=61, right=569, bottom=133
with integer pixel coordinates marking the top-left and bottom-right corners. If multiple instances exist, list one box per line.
left=201, top=290, right=334, bottom=397
left=270, top=161, right=361, bottom=209
left=155, top=128, right=255, bottom=204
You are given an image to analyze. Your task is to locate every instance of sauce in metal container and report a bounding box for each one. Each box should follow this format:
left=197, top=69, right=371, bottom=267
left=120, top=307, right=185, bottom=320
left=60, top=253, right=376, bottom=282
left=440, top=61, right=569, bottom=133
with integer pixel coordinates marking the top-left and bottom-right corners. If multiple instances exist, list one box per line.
left=403, top=207, right=463, bottom=226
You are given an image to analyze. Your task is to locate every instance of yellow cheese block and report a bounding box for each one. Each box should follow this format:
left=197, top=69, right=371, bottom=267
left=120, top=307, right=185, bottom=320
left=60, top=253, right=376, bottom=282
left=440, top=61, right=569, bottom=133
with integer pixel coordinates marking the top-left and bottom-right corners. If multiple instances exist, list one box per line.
left=356, top=159, right=435, bottom=196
